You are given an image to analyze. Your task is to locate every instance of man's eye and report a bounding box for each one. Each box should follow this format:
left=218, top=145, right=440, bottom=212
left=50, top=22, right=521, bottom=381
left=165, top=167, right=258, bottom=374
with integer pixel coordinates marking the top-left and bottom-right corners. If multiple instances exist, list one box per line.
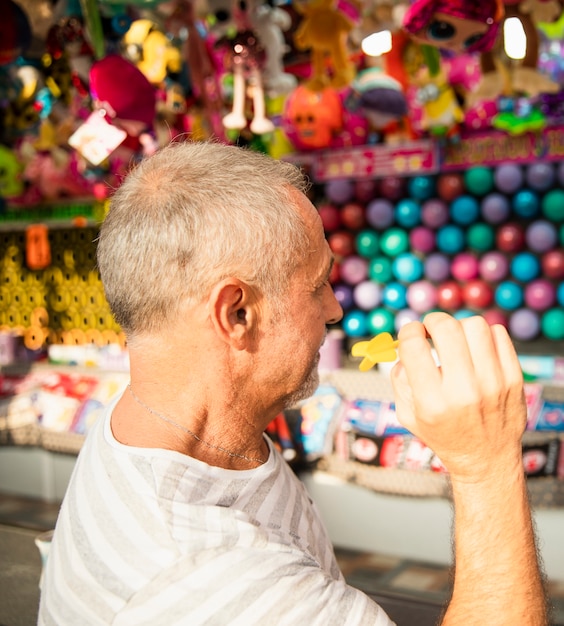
left=426, top=20, right=456, bottom=42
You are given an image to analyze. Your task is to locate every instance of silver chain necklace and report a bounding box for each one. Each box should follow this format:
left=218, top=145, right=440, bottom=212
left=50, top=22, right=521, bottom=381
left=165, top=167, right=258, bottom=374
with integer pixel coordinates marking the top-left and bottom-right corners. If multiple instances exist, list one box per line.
left=127, top=384, right=265, bottom=465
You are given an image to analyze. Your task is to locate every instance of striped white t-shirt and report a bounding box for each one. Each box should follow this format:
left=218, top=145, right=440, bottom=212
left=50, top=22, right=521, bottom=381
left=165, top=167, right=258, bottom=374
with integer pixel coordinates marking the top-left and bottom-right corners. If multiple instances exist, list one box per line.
left=38, top=396, right=395, bottom=625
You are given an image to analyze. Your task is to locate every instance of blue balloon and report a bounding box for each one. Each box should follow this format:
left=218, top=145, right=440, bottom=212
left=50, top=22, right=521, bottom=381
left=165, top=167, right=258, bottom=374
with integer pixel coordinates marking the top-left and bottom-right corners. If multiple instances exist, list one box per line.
left=450, top=195, right=480, bottom=225
left=511, top=252, right=540, bottom=282
left=395, top=199, right=421, bottom=228
left=495, top=281, right=524, bottom=311
left=383, top=282, right=408, bottom=310
left=408, top=175, right=436, bottom=200
left=392, top=252, right=424, bottom=282
left=512, top=189, right=540, bottom=219
left=437, top=225, right=465, bottom=254
left=454, top=309, right=476, bottom=320
left=557, top=282, right=564, bottom=307
left=342, top=309, right=368, bottom=337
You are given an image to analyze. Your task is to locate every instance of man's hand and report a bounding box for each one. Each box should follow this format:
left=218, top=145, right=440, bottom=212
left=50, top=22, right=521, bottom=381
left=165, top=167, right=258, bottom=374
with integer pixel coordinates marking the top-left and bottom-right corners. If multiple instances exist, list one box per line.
left=390, top=313, right=527, bottom=483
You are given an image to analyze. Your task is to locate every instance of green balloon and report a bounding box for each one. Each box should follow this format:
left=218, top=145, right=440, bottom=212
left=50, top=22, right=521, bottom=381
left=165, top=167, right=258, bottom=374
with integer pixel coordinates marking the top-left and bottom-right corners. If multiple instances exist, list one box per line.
left=464, top=166, right=494, bottom=196
left=541, top=308, right=564, bottom=340
left=355, top=230, right=379, bottom=258
left=369, top=257, right=393, bottom=283
left=466, top=223, right=495, bottom=252
left=541, top=189, right=564, bottom=222
left=380, top=228, right=409, bottom=257
left=367, top=307, right=395, bottom=335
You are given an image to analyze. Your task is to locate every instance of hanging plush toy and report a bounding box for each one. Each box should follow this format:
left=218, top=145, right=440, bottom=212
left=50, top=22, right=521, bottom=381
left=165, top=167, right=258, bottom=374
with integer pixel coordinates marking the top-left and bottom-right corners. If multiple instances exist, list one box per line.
left=402, top=0, right=504, bottom=55
left=248, top=0, right=297, bottom=96
left=0, top=0, right=32, bottom=66
left=293, top=0, right=357, bottom=90
left=470, top=0, right=561, bottom=105
left=165, top=0, right=225, bottom=140
left=345, top=67, right=408, bottom=131
left=283, top=84, right=343, bottom=149
left=412, top=64, right=465, bottom=140
left=213, top=0, right=275, bottom=134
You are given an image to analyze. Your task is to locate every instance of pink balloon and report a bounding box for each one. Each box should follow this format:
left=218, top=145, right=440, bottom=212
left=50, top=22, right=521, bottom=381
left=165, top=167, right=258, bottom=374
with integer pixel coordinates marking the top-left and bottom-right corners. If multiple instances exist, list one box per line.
left=451, top=252, right=479, bottom=281
left=410, top=226, right=436, bottom=253
left=407, top=280, right=437, bottom=313
left=524, top=279, right=556, bottom=311
left=479, top=252, right=509, bottom=282
left=482, top=309, right=508, bottom=328
left=339, top=255, right=369, bottom=285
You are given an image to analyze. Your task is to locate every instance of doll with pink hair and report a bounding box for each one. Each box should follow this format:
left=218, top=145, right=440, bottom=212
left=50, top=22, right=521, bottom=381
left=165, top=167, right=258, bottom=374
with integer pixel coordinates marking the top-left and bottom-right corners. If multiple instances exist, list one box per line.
left=402, top=0, right=505, bottom=54
left=402, top=0, right=561, bottom=105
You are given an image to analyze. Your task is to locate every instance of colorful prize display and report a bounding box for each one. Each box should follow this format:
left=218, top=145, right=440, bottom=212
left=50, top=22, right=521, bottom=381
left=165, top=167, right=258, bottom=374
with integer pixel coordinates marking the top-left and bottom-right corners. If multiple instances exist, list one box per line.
left=320, top=164, right=563, bottom=342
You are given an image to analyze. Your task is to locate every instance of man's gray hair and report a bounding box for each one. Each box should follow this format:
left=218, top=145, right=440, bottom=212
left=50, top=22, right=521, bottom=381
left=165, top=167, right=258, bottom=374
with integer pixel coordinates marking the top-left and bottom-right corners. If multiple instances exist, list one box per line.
left=97, top=141, right=311, bottom=337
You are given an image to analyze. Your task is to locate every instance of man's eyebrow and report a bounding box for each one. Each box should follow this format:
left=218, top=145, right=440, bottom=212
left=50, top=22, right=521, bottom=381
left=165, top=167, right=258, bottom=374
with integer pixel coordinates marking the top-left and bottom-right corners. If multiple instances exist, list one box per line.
left=322, top=256, right=335, bottom=283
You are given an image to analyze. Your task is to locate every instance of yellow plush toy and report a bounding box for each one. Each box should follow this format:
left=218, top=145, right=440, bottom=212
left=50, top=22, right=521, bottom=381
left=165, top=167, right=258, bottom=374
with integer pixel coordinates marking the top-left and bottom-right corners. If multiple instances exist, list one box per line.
left=413, top=65, right=465, bottom=139
left=293, top=0, right=357, bottom=90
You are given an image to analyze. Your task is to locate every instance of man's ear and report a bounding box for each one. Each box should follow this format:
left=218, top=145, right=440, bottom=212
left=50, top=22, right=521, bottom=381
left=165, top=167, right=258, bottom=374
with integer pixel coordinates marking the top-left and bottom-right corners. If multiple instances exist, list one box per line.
left=208, top=279, right=257, bottom=349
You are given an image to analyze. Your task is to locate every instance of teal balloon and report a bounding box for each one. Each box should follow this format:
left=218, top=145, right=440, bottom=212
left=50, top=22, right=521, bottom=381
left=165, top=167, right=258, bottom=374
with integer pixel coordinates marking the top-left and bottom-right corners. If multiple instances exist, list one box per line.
left=541, top=189, right=564, bottom=222
left=408, top=176, right=436, bottom=201
left=343, top=310, right=368, bottom=337
left=467, top=223, right=495, bottom=251
left=541, top=308, right=564, bottom=340
left=392, top=252, right=424, bottom=282
left=464, top=166, right=494, bottom=196
left=355, top=230, right=379, bottom=258
left=367, top=307, right=395, bottom=334
left=369, top=257, right=393, bottom=283
left=380, top=228, right=409, bottom=257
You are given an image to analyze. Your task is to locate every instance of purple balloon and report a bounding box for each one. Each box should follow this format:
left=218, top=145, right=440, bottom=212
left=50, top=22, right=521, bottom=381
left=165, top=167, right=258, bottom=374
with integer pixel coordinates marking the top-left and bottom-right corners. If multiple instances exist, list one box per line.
left=525, top=162, right=555, bottom=191
left=325, top=179, right=355, bottom=204
left=366, top=198, right=395, bottom=229
left=481, top=193, right=511, bottom=224
left=494, top=163, right=524, bottom=194
left=509, top=308, right=540, bottom=341
left=424, top=252, right=451, bottom=282
left=353, top=280, right=382, bottom=310
left=394, top=308, right=420, bottom=331
left=526, top=220, right=558, bottom=253
left=524, top=279, right=556, bottom=311
left=421, top=198, right=449, bottom=229
left=333, top=283, right=353, bottom=310
left=479, top=251, right=509, bottom=282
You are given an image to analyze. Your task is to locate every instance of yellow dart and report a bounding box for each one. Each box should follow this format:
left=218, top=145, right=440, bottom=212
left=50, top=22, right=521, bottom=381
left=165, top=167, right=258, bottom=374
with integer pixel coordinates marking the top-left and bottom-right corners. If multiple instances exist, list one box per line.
left=351, top=332, right=399, bottom=371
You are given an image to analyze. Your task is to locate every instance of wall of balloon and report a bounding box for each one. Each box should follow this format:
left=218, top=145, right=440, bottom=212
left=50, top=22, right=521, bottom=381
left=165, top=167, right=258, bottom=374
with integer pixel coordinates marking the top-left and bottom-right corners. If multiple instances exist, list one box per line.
left=1, top=0, right=564, bottom=355
left=313, top=162, right=564, bottom=347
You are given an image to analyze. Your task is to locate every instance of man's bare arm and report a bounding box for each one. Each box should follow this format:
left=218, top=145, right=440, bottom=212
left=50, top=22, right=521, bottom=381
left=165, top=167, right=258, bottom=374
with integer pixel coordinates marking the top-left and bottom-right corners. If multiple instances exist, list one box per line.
left=390, top=313, right=548, bottom=626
